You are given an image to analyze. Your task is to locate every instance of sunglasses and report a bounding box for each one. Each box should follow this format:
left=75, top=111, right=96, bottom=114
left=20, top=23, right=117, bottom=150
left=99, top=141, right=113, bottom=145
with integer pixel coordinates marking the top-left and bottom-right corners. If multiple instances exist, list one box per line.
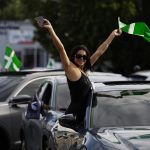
left=75, top=54, right=88, bottom=61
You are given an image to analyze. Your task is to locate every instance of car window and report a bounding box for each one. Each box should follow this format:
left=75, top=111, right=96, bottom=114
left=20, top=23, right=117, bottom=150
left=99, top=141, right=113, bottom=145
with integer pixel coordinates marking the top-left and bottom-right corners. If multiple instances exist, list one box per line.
left=56, top=83, right=71, bottom=111
left=18, top=78, right=48, bottom=97
left=0, top=76, right=24, bottom=102
left=36, top=81, right=52, bottom=105
left=36, top=82, right=48, bottom=101
left=90, top=89, right=150, bottom=128
left=42, top=83, right=52, bottom=105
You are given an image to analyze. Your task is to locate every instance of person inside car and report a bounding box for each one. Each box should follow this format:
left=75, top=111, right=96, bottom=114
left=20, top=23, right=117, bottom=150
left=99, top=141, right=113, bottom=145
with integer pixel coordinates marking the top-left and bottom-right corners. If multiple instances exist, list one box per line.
left=36, top=17, right=122, bottom=126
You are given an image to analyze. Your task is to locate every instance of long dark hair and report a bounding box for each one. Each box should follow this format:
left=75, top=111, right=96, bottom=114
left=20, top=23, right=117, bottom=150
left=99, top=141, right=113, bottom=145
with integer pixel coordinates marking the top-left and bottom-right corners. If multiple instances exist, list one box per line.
left=70, top=45, right=91, bottom=72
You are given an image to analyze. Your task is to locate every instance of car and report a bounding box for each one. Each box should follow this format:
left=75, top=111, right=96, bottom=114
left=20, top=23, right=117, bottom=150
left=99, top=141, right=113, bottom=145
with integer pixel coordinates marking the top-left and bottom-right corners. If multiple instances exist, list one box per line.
left=128, top=70, right=150, bottom=81
left=0, top=70, right=66, bottom=150
left=16, top=71, right=127, bottom=149
left=87, top=71, right=128, bottom=82
left=22, top=80, right=150, bottom=150
left=0, top=69, right=127, bottom=150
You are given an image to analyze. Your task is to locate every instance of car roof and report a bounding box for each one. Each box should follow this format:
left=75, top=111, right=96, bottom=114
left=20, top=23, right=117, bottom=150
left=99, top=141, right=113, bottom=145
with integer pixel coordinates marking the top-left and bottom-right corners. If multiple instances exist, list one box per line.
left=93, top=81, right=150, bottom=92
left=132, top=70, right=150, bottom=76
left=43, top=72, right=128, bottom=85
left=129, top=70, right=150, bottom=81
left=0, top=70, right=128, bottom=101
left=0, top=70, right=127, bottom=84
left=87, top=71, right=125, bottom=76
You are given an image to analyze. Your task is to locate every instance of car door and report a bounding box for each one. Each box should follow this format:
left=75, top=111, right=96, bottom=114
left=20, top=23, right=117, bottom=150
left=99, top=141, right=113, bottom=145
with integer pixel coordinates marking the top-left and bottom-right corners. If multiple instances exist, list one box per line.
left=42, top=81, right=70, bottom=131
left=53, top=82, right=90, bottom=149
left=51, top=83, right=83, bottom=149
left=37, top=81, right=53, bottom=130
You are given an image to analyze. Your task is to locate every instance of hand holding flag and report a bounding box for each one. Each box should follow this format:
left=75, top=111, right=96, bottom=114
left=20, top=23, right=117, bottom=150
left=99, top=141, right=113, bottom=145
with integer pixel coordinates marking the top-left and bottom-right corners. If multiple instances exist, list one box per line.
left=113, top=28, right=122, bottom=37
left=3, top=47, right=22, bottom=71
left=118, top=17, right=150, bottom=42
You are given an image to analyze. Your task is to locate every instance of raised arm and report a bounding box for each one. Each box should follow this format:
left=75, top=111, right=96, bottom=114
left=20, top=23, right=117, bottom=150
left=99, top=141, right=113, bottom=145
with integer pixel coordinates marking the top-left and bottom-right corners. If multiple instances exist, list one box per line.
left=90, top=29, right=122, bottom=66
left=38, top=19, right=71, bottom=71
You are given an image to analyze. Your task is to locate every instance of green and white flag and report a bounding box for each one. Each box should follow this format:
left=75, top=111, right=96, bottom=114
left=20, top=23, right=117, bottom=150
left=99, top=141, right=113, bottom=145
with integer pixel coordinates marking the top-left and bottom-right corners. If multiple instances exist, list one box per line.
left=47, top=58, right=55, bottom=69
left=118, top=17, right=150, bottom=42
left=3, top=46, right=22, bottom=71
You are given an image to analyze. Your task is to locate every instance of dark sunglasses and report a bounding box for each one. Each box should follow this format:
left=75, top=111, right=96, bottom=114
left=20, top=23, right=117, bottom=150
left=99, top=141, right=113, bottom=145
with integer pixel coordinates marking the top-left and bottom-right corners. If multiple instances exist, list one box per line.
left=75, top=54, right=88, bottom=61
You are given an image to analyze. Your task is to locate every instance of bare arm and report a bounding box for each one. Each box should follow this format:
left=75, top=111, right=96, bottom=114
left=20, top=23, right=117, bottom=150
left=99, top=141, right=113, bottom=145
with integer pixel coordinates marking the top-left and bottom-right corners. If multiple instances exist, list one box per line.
left=90, top=29, right=122, bottom=66
left=38, top=19, right=71, bottom=71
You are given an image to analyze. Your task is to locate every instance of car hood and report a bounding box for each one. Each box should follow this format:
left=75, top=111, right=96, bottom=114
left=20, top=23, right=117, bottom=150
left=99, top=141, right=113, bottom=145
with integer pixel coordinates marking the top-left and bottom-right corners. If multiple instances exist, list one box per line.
left=94, top=127, right=150, bottom=150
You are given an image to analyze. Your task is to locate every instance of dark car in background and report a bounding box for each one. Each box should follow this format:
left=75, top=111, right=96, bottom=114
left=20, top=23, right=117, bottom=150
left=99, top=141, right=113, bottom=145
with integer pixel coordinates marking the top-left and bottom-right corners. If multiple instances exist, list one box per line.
left=22, top=81, right=150, bottom=150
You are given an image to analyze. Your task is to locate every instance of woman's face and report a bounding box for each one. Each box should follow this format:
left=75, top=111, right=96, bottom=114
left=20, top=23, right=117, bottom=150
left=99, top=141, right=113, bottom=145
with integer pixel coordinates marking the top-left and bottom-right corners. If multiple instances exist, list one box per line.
left=74, top=50, right=87, bottom=68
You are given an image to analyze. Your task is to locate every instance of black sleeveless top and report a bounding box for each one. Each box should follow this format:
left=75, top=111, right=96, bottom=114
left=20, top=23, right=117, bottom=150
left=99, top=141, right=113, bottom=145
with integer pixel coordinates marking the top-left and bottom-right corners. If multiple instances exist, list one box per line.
left=65, top=72, right=92, bottom=124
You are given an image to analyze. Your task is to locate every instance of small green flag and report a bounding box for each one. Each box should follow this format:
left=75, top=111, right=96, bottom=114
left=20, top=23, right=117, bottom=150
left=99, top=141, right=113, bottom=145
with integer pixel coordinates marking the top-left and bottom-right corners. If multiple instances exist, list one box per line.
left=47, top=58, right=55, bottom=69
left=118, top=17, right=150, bottom=42
left=3, top=47, right=22, bottom=71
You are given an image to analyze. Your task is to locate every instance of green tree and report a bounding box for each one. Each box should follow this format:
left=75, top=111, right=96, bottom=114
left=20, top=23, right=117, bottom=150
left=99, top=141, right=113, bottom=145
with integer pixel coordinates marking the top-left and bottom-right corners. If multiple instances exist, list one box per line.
left=1, top=0, right=150, bottom=74
left=0, top=0, right=25, bottom=20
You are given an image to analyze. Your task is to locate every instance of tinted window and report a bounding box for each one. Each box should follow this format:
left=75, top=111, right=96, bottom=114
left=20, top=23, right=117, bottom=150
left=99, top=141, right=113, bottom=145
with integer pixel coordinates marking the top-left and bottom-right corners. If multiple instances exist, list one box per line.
left=18, top=78, right=48, bottom=96
left=0, top=76, right=24, bottom=102
left=91, top=89, right=150, bottom=128
left=56, top=84, right=71, bottom=111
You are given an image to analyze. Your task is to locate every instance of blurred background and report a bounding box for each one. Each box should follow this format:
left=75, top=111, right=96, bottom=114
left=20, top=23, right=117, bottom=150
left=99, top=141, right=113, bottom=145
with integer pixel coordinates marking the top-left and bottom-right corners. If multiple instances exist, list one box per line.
left=0, top=0, right=150, bottom=75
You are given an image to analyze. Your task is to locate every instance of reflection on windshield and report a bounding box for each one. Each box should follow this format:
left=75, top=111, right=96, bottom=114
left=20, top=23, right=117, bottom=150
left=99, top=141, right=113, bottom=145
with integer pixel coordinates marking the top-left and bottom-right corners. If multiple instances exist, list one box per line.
left=0, top=76, right=23, bottom=102
left=91, top=89, right=150, bottom=128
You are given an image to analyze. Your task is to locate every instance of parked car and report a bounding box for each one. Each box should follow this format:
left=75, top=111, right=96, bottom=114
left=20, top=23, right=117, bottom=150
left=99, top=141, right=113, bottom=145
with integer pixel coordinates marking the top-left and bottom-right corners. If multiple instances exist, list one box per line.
left=0, top=70, right=66, bottom=150
left=0, top=70, right=127, bottom=150
left=22, top=77, right=150, bottom=150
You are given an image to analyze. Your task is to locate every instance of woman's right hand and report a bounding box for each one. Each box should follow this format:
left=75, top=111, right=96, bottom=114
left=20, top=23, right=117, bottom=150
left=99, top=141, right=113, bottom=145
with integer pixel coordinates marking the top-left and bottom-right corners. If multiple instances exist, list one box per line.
left=37, top=18, right=53, bottom=30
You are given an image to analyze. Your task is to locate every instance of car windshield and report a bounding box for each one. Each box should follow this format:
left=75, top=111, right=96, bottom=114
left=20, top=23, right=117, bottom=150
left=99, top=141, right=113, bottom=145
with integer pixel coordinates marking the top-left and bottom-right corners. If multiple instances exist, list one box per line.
left=90, top=89, right=150, bottom=128
left=0, top=76, right=24, bottom=102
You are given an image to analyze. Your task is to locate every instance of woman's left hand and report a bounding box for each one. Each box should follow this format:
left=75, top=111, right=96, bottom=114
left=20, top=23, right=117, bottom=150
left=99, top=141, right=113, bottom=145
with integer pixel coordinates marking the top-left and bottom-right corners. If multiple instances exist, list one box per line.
left=113, top=29, right=122, bottom=36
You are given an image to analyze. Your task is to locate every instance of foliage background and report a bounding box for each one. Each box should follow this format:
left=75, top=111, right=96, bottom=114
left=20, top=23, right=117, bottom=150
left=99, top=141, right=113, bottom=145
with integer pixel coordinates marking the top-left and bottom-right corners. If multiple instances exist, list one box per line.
left=0, top=0, right=150, bottom=75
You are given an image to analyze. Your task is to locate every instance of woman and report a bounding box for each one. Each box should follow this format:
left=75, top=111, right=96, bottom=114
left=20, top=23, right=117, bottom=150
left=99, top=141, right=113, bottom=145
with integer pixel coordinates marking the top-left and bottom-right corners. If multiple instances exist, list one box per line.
left=37, top=18, right=122, bottom=125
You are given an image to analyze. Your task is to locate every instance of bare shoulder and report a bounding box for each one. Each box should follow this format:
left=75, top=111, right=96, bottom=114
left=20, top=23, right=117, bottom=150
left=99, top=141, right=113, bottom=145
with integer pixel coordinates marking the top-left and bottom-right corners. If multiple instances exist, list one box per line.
left=65, top=63, right=82, bottom=81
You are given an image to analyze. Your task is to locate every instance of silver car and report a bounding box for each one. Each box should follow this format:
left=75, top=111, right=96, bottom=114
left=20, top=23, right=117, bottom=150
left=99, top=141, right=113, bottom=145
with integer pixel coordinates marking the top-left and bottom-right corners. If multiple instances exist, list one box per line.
left=20, top=72, right=128, bottom=150
left=0, top=71, right=66, bottom=150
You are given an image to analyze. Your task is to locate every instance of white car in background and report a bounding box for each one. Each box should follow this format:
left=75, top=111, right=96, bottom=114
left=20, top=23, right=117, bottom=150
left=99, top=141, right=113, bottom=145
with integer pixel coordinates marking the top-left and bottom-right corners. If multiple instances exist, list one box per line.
left=87, top=71, right=128, bottom=82
left=129, top=70, right=150, bottom=81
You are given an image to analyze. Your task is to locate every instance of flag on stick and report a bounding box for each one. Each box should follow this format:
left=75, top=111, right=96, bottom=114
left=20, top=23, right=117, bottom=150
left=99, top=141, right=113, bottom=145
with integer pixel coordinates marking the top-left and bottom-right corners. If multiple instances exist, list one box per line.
left=3, top=47, right=22, bottom=71
left=118, top=17, right=150, bottom=42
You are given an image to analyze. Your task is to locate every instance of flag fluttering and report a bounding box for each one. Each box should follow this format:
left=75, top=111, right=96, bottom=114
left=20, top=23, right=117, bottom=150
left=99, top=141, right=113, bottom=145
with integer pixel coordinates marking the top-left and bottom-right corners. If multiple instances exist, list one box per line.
left=3, top=46, right=22, bottom=71
left=118, top=17, right=150, bottom=42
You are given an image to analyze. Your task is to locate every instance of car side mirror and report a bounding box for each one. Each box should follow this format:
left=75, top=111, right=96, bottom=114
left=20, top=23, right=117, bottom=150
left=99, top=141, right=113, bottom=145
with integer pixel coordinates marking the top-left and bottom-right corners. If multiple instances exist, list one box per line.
left=59, top=114, right=78, bottom=130
left=9, top=95, right=32, bottom=106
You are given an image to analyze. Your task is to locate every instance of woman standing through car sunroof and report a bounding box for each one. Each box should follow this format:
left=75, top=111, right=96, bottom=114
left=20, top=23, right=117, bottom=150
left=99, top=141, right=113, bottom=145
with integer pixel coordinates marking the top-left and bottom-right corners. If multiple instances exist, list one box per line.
left=36, top=18, right=122, bottom=125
